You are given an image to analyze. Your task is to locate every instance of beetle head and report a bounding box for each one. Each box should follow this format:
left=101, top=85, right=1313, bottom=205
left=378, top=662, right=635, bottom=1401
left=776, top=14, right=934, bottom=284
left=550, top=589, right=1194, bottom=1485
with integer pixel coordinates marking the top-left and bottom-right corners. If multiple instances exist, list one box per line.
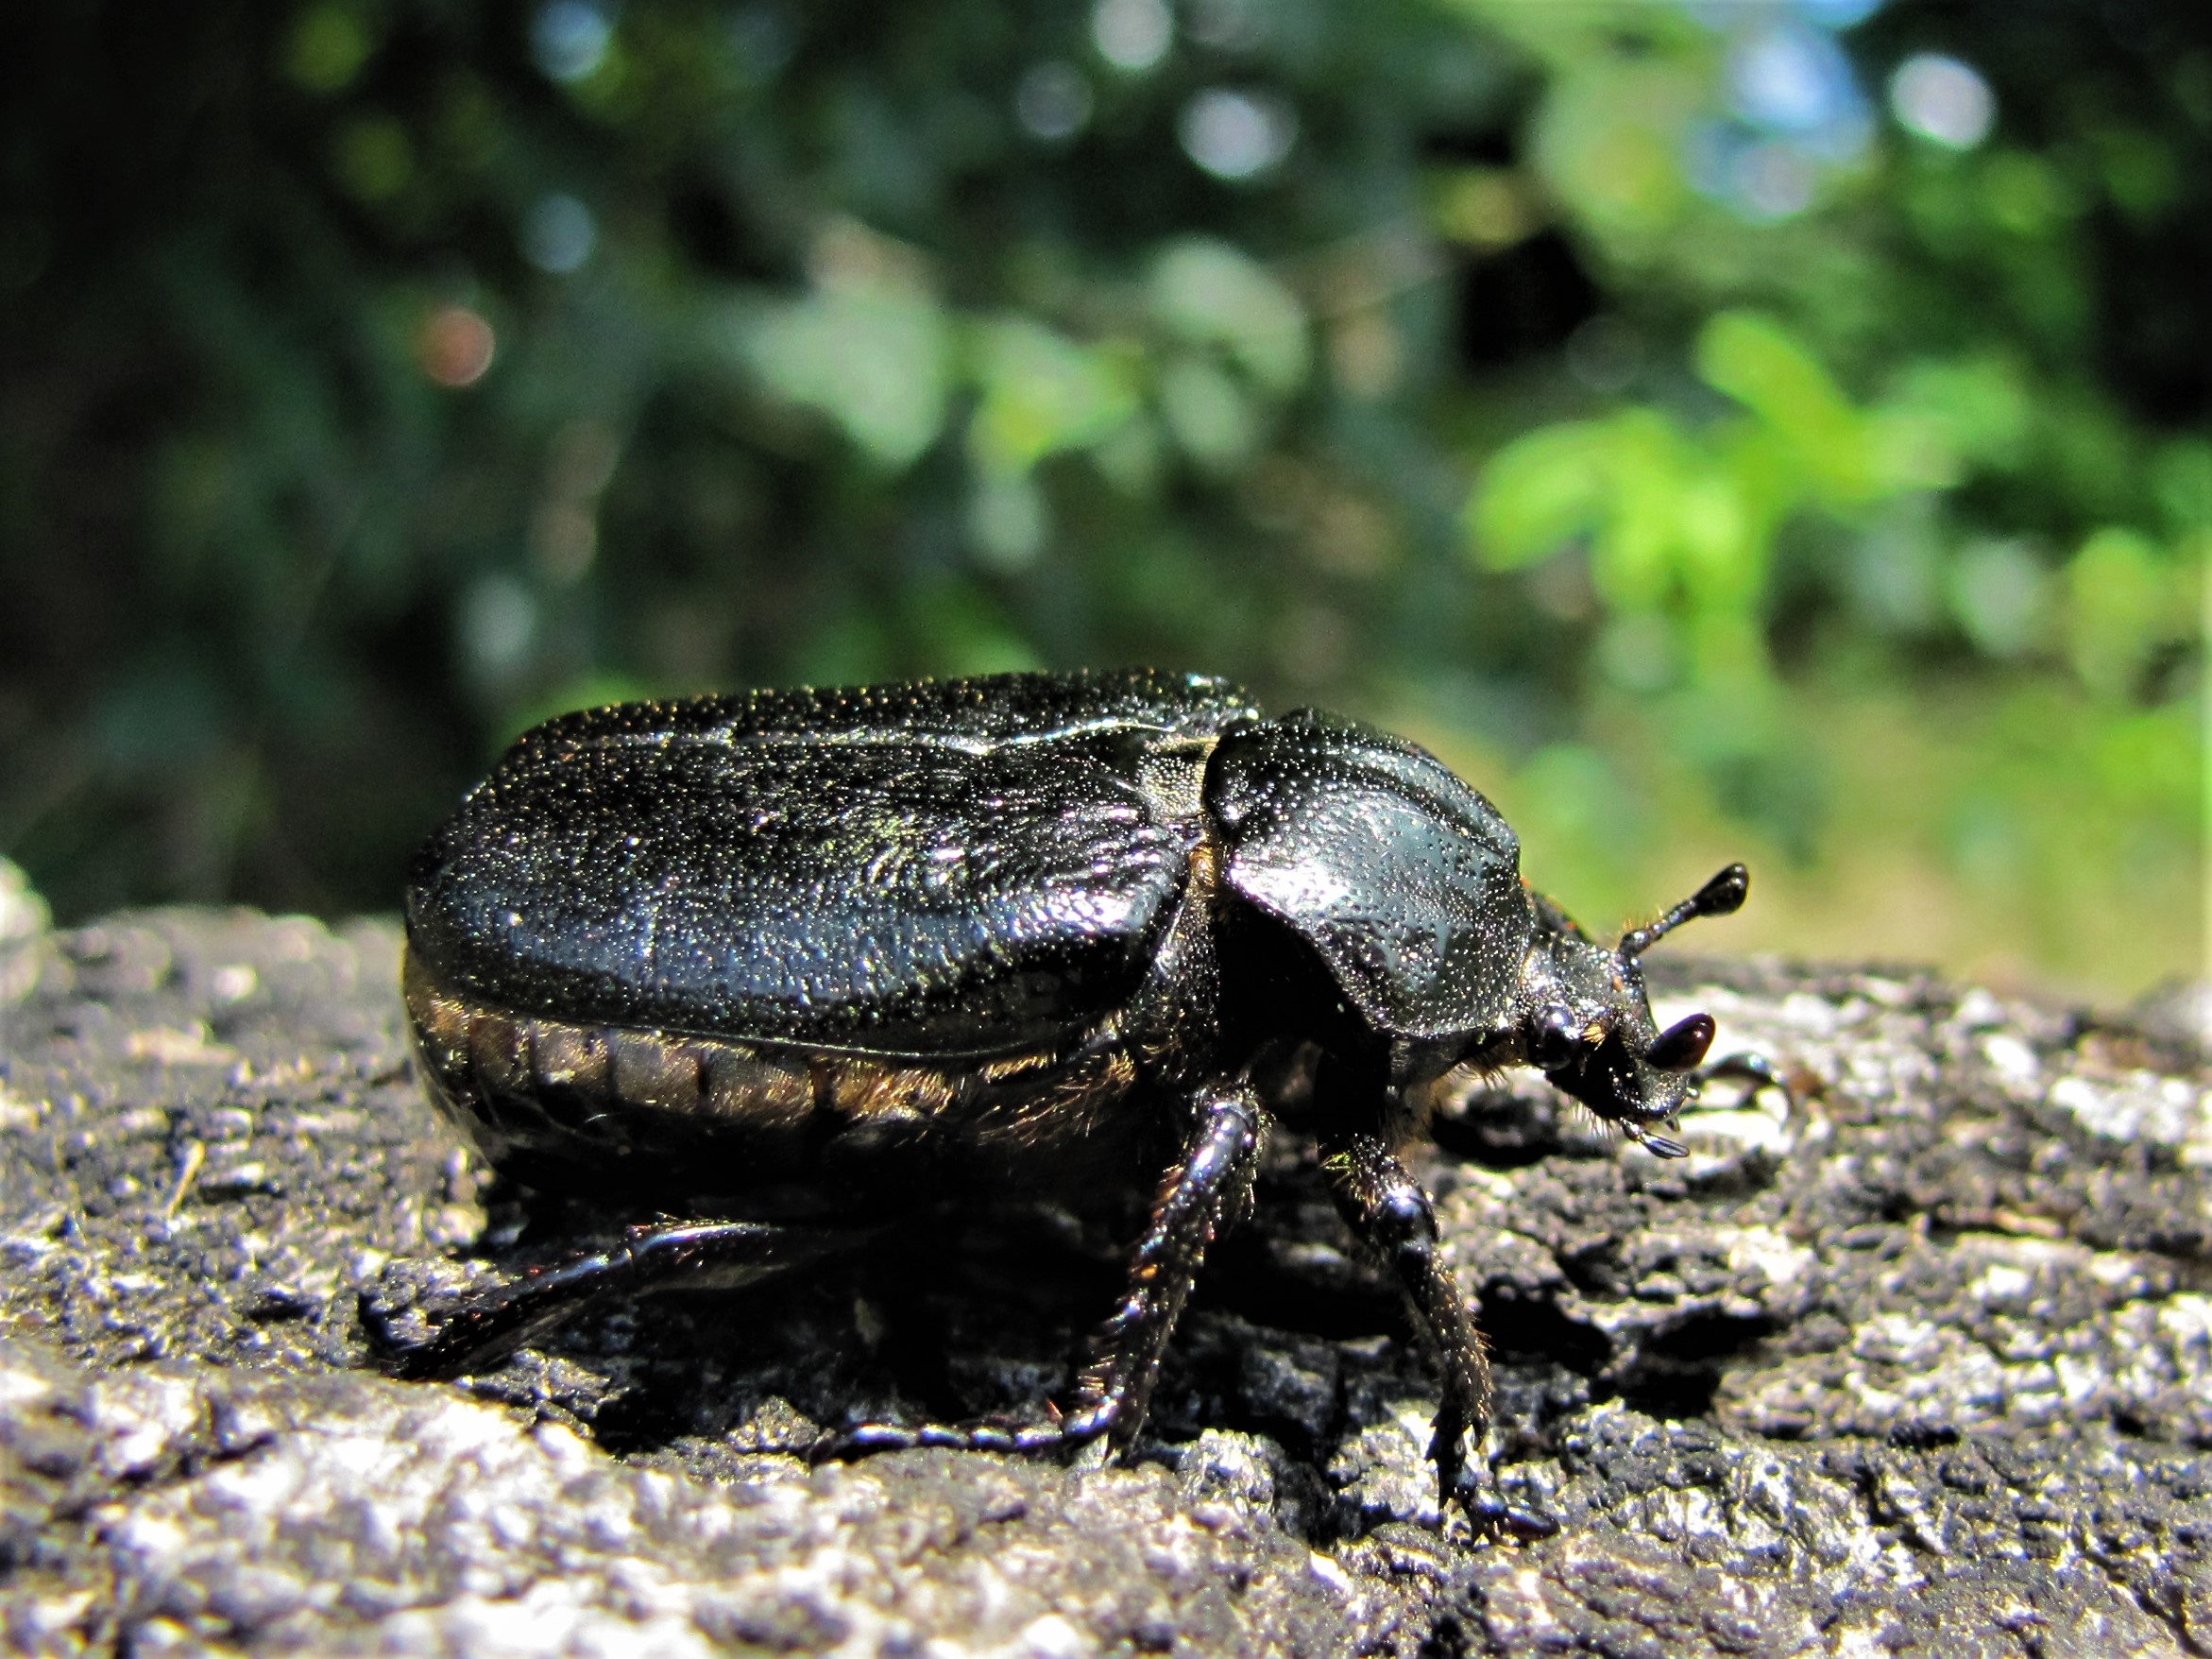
left=1515, top=864, right=1747, bottom=1155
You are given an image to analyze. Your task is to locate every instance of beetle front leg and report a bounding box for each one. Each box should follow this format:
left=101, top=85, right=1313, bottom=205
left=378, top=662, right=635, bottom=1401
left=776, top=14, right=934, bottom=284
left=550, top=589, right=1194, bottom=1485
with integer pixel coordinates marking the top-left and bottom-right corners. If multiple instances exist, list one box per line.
left=1321, top=1132, right=1557, bottom=1542
left=1701, top=1049, right=1797, bottom=1108
left=825, top=1083, right=1265, bottom=1462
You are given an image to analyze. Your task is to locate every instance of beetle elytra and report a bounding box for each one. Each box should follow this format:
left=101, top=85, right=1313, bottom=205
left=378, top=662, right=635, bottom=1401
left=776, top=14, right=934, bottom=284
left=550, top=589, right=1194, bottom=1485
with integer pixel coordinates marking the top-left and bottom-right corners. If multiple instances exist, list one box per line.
left=394, top=671, right=1749, bottom=1536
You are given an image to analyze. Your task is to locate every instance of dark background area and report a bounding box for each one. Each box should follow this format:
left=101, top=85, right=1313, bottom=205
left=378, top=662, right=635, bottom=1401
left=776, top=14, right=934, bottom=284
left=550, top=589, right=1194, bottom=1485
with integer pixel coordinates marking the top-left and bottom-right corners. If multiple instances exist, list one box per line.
left=0, top=0, right=2203, bottom=997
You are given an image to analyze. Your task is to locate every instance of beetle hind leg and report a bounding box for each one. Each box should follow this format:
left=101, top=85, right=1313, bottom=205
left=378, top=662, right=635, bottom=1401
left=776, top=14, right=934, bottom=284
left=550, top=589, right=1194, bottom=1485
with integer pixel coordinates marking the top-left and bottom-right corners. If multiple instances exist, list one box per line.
left=1322, top=1132, right=1557, bottom=1542
left=378, top=1219, right=872, bottom=1381
left=819, top=1083, right=1266, bottom=1466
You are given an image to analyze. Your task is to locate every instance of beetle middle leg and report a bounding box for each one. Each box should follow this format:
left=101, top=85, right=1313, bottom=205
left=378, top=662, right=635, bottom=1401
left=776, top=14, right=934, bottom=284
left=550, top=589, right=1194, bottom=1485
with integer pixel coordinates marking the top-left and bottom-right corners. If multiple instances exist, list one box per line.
left=380, top=1219, right=871, bottom=1381
left=824, top=1082, right=1266, bottom=1461
left=1322, top=1132, right=1558, bottom=1541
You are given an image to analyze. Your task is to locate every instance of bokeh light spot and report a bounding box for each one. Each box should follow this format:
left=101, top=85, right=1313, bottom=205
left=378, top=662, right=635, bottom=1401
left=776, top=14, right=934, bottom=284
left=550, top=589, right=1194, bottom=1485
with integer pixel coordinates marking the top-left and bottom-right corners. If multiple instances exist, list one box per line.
left=1729, top=24, right=1861, bottom=136
left=1565, top=316, right=1644, bottom=395
left=726, top=6, right=793, bottom=84
left=332, top=117, right=413, bottom=202
left=287, top=4, right=371, bottom=94
left=1179, top=88, right=1296, bottom=181
left=462, top=576, right=537, bottom=685
left=418, top=306, right=496, bottom=387
left=1014, top=61, right=1093, bottom=142
left=1796, top=0, right=1886, bottom=26
left=522, top=194, right=597, bottom=274
left=1187, top=0, right=1266, bottom=52
left=1732, top=141, right=1819, bottom=220
left=533, top=0, right=613, bottom=84
left=1889, top=53, right=1996, bottom=149
left=1948, top=538, right=2047, bottom=656
left=1091, top=0, right=1171, bottom=73
left=1431, top=169, right=1534, bottom=248
left=530, top=503, right=597, bottom=585
left=969, top=470, right=1047, bottom=573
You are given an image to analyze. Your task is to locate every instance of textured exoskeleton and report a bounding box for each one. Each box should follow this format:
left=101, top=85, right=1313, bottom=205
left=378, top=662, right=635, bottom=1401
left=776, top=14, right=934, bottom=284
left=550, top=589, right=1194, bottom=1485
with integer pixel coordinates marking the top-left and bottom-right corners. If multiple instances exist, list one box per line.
left=397, top=670, right=1749, bottom=1536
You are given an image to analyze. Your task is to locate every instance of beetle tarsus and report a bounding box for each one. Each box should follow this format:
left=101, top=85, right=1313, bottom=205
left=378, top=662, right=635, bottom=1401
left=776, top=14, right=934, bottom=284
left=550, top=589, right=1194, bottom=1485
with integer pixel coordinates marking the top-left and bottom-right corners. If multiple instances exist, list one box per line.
left=820, top=1084, right=1267, bottom=1468
left=814, top=1419, right=1072, bottom=1460
left=1450, top=1468, right=1561, bottom=1542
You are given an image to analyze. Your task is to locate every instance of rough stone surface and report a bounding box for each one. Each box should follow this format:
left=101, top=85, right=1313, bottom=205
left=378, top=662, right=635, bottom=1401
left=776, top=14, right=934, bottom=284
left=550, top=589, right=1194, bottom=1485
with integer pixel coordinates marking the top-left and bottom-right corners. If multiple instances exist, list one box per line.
left=2, top=884, right=2207, bottom=1656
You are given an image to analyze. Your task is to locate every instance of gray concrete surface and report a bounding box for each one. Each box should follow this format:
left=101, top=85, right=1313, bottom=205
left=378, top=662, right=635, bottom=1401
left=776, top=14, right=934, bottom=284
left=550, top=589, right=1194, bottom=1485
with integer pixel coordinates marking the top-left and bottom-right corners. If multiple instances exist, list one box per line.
left=2, top=866, right=2206, bottom=1655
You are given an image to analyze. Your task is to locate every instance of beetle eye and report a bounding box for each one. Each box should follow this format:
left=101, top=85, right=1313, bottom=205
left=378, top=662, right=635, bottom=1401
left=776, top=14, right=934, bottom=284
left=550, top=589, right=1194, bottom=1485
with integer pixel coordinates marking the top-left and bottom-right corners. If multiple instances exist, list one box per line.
left=1645, top=1012, right=1715, bottom=1072
left=1529, top=1005, right=1580, bottom=1069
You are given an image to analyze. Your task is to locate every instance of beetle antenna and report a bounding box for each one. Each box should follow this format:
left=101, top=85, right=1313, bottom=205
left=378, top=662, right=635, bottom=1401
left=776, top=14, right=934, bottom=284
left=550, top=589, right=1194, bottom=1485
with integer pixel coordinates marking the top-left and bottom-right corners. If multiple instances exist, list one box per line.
left=1619, top=864, right=1748, bottom=959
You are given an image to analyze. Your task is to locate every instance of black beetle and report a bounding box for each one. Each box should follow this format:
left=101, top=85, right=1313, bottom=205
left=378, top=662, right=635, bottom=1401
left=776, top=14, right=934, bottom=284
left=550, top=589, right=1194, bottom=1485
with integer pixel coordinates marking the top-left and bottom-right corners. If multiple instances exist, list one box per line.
left=394, top=670, right=1748, bottom=1537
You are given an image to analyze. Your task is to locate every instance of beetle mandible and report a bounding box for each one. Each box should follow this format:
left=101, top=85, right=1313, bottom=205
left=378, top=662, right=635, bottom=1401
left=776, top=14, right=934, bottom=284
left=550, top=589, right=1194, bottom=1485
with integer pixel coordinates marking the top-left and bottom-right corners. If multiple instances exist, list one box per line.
left=392, top=670, right=1749, bottom=1538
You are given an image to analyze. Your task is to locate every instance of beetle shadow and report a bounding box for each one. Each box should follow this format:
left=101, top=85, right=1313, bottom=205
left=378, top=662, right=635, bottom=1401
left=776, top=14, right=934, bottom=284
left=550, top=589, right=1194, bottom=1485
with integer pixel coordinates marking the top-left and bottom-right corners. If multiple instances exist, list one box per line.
left=384, top=1141, right=1480, bottom=1478
left=420, top=1187, right=1146, bottom=1462
left=379, top=1100, right=1756, bottom=1486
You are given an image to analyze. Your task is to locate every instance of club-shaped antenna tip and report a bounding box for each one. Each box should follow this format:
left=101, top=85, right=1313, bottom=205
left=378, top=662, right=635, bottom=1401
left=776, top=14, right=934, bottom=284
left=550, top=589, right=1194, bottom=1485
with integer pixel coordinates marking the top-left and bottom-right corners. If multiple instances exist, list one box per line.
left=1696, top=864, right=1749, bottom=917
left=1621, top=863, right=1751, bottom=958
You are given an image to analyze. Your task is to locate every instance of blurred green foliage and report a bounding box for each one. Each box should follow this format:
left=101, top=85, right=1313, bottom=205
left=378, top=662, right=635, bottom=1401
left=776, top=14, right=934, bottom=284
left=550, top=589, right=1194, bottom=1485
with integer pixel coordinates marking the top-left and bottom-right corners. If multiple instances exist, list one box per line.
left=0, top=0, right=2203, bottom=997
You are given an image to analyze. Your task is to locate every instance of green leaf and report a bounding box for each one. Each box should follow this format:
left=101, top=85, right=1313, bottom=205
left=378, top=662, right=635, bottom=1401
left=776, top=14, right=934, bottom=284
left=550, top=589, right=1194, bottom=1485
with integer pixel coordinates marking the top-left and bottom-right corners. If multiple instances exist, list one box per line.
left=1147, top=239, right=1310, bottom=397
left=1695, top=312, right=1879, bottom=505
left=730, top=283, right=951, bottom=470
left=1467, top=419, right=1612, bottom=571
left=1157, top=356, right=1258, bottom=470
left=967, top=318, right=1138, bottom=474
left=2065, top=527, right=2169, bottom=698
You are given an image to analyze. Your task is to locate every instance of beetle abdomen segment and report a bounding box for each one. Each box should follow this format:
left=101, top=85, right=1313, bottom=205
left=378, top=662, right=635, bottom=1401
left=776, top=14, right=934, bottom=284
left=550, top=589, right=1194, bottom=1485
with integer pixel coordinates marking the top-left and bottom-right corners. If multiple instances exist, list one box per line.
left=406, top=950, right=814, bottom=1189
left=404, top=949, right=1153, bottom=1201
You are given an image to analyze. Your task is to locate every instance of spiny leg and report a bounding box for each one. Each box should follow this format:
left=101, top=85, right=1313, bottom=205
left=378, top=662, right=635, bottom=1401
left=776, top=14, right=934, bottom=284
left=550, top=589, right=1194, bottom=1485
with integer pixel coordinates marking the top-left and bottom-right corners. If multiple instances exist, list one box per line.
left=379, top=1219, right=870, bottom=1380
left=1070, top=1082, right=1266, bottom=1456
left=824, top=1083, right=1265, bottom=1462
left=1322, top=1132, right=1557, bottom=1541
